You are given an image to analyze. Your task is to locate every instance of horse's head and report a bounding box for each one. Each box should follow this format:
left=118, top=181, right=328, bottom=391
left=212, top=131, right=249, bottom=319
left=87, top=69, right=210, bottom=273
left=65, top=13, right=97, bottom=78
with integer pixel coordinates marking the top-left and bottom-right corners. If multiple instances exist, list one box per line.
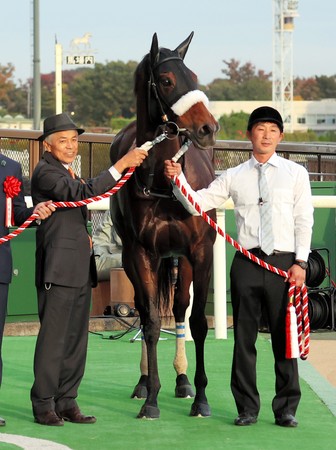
left=135, top=33, right=219, bottom=149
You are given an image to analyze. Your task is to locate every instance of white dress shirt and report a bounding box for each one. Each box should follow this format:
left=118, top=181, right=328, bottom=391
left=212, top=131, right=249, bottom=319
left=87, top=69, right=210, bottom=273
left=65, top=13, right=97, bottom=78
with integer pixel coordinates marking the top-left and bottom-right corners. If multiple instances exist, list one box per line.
left=172, top=153, right=314, bottom=261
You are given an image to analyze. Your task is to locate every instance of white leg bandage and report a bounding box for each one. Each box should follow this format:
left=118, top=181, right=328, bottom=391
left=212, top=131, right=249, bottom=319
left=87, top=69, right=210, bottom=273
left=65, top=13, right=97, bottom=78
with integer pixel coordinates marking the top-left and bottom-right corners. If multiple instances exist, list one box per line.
left=173, top=322, right=188, bottom=374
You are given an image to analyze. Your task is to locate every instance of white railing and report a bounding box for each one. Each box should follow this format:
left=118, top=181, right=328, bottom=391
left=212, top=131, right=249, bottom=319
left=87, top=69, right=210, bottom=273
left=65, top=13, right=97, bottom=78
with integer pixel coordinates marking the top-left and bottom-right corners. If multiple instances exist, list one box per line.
left=25, top=195, right=336, bottom=339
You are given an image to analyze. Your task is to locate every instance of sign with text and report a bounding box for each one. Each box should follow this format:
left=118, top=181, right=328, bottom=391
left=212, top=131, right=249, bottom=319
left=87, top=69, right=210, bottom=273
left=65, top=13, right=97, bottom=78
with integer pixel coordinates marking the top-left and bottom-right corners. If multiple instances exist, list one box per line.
left=66, top=55, right=95, bottom=65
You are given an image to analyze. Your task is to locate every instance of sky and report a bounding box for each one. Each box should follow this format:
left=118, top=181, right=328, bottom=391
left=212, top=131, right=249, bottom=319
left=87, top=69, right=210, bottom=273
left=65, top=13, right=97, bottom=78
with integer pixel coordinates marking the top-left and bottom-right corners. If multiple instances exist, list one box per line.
left=2, top=0, right=336, bottom=86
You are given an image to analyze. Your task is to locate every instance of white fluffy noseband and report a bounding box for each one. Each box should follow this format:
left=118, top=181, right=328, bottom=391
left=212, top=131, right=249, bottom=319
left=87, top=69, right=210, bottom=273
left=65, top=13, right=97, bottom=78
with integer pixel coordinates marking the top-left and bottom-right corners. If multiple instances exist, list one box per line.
left=171, top=90, right=209, bottom=116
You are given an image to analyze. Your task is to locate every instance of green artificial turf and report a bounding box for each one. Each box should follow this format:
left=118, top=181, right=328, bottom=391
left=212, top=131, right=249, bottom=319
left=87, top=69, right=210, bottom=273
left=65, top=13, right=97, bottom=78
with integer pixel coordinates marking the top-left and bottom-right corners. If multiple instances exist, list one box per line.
left=0, top=329, right=334, bottom=449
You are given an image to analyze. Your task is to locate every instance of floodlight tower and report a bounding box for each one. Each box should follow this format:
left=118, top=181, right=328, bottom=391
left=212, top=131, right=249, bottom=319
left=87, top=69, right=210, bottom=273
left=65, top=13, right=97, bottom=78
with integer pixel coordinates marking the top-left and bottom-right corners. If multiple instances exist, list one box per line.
left=272, top=0, right=299, bottom=132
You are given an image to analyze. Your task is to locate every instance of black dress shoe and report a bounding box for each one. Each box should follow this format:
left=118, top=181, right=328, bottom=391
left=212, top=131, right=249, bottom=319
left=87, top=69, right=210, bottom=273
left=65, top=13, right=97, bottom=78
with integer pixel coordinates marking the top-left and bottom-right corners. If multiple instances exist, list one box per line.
left=275, top=413, right=298, bottom=427
left=57, top=407, right=96, bottom=424
left=0, top=416, right=6, bottom=426
left=35, top=410, right=64, bottom=426
left=234, top=413, right=258, bottom=426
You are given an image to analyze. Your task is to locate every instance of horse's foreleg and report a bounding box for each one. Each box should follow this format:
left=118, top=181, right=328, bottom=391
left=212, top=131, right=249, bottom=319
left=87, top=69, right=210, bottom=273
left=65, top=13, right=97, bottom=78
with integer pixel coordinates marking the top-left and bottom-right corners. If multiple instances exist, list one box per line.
left=137, top=325, right=161, bottom=419
left=136, top=308, right=161, bottom=419
left=174, top=322, right=195, bottom=398
left=188, top=260, right=212, bottom=418
left=189, top=312, right=210, bottom=417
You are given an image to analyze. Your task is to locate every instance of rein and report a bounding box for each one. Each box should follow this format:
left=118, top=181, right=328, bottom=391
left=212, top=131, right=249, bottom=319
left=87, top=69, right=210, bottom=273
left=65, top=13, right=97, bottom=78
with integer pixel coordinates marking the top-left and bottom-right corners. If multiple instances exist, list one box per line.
left=172, top=174, right=310, bottom=360
left=135, top=135, right=192, bottom=198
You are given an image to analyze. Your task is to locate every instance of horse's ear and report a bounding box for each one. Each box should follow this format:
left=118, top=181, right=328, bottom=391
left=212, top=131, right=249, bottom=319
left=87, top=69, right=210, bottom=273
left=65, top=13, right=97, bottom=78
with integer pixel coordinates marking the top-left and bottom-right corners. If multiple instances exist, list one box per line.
left=175, top=32, right=194, bottom=60
left=150, top=33, right=160, bottom=66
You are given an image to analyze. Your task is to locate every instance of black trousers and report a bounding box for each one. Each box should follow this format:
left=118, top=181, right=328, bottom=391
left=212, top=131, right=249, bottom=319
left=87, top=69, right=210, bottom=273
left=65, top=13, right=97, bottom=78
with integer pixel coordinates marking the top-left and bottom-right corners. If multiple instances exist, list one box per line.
left=31, top=281, right=91, bottom=415
left=230, top=250, right=301, bottom=418
left=0, top=283, right=9, bottom=386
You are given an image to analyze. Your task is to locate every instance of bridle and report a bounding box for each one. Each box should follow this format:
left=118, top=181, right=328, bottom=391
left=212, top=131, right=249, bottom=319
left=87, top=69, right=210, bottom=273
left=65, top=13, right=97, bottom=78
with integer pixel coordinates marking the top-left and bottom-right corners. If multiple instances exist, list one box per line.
left=138, top=54, right=192, bottom=198
left=147, top=54, right=188, bottom=125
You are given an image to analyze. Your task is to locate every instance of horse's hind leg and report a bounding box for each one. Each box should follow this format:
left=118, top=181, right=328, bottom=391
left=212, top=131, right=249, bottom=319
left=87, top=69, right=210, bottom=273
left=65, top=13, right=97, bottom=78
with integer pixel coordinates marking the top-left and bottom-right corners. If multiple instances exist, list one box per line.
left=131, top=336, right=148, bottom=399
left=131, top=322, right=195, bottom=400
left=174, top=322, right=195, bottom=398
left=173, top=259, right=195, bottom=399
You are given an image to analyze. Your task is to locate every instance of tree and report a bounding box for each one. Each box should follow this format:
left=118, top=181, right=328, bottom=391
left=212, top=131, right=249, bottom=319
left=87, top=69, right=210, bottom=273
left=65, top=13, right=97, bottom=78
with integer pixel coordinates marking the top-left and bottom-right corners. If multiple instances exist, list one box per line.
left=294, top=77, right=321, bottom=100
left=67, top=61, right=137, bottom=126
left=205, top=78, right=240, bottom=100
left=217, top=111, right=250, bottom=140
left=0, top=63, right=16, bottom=113
left=40, top=69, right=89, bottom=118
left=222, top=59, right=271, bottom=83
left=7, top=82, right=30, bottom=116
left=316, top=75, right=336, bottom=98
left=206, top=59, right=272, bottom=101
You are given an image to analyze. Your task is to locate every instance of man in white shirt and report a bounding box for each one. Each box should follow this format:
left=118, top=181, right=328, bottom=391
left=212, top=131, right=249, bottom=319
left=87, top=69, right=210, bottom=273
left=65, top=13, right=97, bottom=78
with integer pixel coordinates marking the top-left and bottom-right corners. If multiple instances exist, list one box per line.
left=164, top=106, right=314, bottom=428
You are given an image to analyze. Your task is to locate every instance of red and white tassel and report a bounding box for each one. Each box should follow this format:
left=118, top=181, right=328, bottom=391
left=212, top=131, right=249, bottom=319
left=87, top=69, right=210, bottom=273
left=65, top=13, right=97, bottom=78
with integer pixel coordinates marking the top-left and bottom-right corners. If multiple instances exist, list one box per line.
left=285, top=289, right=300, bottom=359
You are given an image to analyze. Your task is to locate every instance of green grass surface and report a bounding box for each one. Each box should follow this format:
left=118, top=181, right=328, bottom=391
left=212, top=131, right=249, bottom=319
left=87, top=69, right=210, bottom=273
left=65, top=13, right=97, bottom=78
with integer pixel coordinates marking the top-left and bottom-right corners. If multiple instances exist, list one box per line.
left=0, top=329, right=335, bottom=449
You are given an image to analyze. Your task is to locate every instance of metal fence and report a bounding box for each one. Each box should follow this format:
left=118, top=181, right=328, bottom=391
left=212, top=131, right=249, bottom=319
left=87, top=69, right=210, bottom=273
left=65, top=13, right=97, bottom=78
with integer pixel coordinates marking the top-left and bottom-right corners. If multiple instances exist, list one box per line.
left=1, top=129, right=336, bottom=231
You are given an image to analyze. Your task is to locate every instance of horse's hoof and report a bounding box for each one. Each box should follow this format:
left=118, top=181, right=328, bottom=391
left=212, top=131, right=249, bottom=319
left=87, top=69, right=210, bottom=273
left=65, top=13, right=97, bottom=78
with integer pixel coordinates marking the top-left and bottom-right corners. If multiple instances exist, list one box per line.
left=189, top=402, right=211, bottom=417
left=136, top=405, right=160, bottom=419
left=175, top=374, right=195, bottom=398
left=131, top=385, right=148, bottom=399
left=131, top=375, right=148, bottom=399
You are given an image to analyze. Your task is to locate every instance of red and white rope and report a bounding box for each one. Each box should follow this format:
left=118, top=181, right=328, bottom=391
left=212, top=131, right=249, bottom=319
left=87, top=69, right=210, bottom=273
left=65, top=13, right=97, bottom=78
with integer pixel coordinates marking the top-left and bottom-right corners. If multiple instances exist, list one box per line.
left=0, top=166, right=136, bottom=245
left=0, top=132, right=170, bottom=246
left=173, top=174, right=310, bottom=360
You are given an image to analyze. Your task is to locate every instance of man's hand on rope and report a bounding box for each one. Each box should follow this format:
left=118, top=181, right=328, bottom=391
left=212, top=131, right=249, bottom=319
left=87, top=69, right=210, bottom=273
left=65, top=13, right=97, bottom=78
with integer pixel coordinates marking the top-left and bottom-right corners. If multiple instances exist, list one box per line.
left=33, top=200, right=55, bottom=220
left=285, top=264, right=306, bottom=288
left=113, top=147, right=148, bottom=174
left=164, top=160, right=182, bottom=179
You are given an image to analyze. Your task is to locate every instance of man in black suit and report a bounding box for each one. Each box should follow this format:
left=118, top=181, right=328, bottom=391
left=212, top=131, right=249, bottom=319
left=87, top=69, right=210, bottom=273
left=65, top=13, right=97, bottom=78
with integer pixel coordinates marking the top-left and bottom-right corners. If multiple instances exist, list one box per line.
left=30, top=113, right=147, bottom=426
left=0, top=154, right=53, bottom=427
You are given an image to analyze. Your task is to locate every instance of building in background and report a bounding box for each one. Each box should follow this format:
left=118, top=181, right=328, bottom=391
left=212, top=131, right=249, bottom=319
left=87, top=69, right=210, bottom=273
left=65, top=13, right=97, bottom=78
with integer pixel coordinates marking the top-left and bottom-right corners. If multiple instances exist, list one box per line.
left=209, top=99, right=336, bottom=135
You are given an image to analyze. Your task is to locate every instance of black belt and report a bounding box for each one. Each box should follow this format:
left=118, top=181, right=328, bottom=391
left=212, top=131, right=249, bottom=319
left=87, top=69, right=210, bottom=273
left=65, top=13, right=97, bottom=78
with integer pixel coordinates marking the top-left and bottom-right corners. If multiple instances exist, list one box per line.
left=248, top=248, right=294, bottom=257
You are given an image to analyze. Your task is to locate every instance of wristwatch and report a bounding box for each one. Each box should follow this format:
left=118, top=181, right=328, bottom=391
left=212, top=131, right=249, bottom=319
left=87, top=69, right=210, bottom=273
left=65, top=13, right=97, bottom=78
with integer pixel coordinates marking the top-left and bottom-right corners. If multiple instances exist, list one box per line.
left=294, top=260, right=308, bottom=270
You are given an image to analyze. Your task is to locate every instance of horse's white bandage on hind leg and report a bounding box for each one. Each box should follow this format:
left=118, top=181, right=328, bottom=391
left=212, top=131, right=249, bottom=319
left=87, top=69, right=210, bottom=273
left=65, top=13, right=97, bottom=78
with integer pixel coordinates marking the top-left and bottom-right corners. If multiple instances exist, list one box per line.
left=171, top=90, right=209, bottom=116
left=173, top=322, right=188, bottom=375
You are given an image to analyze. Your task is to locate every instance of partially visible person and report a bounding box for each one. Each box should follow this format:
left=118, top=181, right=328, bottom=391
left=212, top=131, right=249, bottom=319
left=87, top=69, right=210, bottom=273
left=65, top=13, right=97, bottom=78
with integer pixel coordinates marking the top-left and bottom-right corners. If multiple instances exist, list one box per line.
left=92, top=205, right=123, bottom=281
left=0, top=153, right=54, bottom=427
left=164, top=106, right=314, bottom=428
left=30, top=113, right=147, bottom=426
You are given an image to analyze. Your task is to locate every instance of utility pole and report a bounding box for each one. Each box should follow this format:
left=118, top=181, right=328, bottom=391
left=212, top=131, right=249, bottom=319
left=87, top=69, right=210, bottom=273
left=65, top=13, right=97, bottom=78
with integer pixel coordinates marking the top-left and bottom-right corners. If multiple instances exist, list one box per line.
left=272, top=0, right=299, bottom=132
left=55, top=36, right=63, bottom=114
left=32, top=0, right=41, bottom=130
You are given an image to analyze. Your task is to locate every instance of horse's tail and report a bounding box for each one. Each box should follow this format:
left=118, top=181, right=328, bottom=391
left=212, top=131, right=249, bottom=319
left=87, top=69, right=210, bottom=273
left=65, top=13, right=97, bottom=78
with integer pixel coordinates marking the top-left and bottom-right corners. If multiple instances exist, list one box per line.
left=157, top=257, right=177, bottom=317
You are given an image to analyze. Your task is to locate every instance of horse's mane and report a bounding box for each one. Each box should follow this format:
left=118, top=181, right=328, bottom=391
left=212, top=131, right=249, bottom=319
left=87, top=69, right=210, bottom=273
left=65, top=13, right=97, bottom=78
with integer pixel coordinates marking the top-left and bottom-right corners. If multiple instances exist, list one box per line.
left=134, top=55, right=149, bottom=97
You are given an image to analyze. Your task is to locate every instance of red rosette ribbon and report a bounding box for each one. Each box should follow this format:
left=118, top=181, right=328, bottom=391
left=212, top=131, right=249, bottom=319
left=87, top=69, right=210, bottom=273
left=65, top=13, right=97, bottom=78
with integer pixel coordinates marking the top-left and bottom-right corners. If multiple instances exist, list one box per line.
left=3, top=176, right=21, bottom=227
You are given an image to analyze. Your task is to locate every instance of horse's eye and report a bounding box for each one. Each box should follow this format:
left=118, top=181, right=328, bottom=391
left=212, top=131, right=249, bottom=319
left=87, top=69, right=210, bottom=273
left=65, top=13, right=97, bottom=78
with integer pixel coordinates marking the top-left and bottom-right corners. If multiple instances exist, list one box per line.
left=160, top=77, right=172, bottom=88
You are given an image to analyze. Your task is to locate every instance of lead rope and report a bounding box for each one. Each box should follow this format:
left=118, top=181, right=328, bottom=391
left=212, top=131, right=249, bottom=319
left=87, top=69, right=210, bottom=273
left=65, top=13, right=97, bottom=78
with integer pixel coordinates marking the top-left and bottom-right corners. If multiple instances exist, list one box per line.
left=172, top=174, right=310, bottom=360
left=0, top=132, right=169, bottom=246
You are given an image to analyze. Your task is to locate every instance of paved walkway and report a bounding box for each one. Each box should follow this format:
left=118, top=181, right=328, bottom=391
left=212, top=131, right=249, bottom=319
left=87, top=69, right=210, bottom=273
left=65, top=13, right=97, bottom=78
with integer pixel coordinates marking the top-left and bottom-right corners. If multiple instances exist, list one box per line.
left=308, top=336, right=336, bottom=387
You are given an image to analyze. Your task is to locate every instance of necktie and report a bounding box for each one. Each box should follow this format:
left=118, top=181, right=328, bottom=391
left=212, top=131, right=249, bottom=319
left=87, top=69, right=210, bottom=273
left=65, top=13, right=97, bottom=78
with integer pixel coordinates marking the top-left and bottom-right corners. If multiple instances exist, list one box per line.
left=257, top=163, right=274, bottom=255
left=68, top=167, right=76, bottom=179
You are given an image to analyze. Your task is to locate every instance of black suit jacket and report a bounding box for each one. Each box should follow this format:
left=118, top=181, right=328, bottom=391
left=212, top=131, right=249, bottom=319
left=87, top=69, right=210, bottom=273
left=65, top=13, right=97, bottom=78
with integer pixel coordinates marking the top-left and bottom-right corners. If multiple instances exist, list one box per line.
left=0, top=155, right=33, bottom=284
left=31, top=151, right=117, bottom=288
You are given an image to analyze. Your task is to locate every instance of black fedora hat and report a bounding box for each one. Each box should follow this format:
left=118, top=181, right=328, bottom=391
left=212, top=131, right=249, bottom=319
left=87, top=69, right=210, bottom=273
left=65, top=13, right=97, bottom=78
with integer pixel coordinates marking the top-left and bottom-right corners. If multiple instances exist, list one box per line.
left=247, top=106, right=284, bottom=132
left=38, top=113, right=85, bottom=141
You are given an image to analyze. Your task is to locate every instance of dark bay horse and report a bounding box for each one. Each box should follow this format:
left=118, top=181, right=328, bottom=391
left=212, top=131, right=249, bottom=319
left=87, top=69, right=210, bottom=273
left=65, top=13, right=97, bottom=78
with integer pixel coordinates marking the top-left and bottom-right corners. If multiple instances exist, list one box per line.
left=110, top=32, right=219, bottom=419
